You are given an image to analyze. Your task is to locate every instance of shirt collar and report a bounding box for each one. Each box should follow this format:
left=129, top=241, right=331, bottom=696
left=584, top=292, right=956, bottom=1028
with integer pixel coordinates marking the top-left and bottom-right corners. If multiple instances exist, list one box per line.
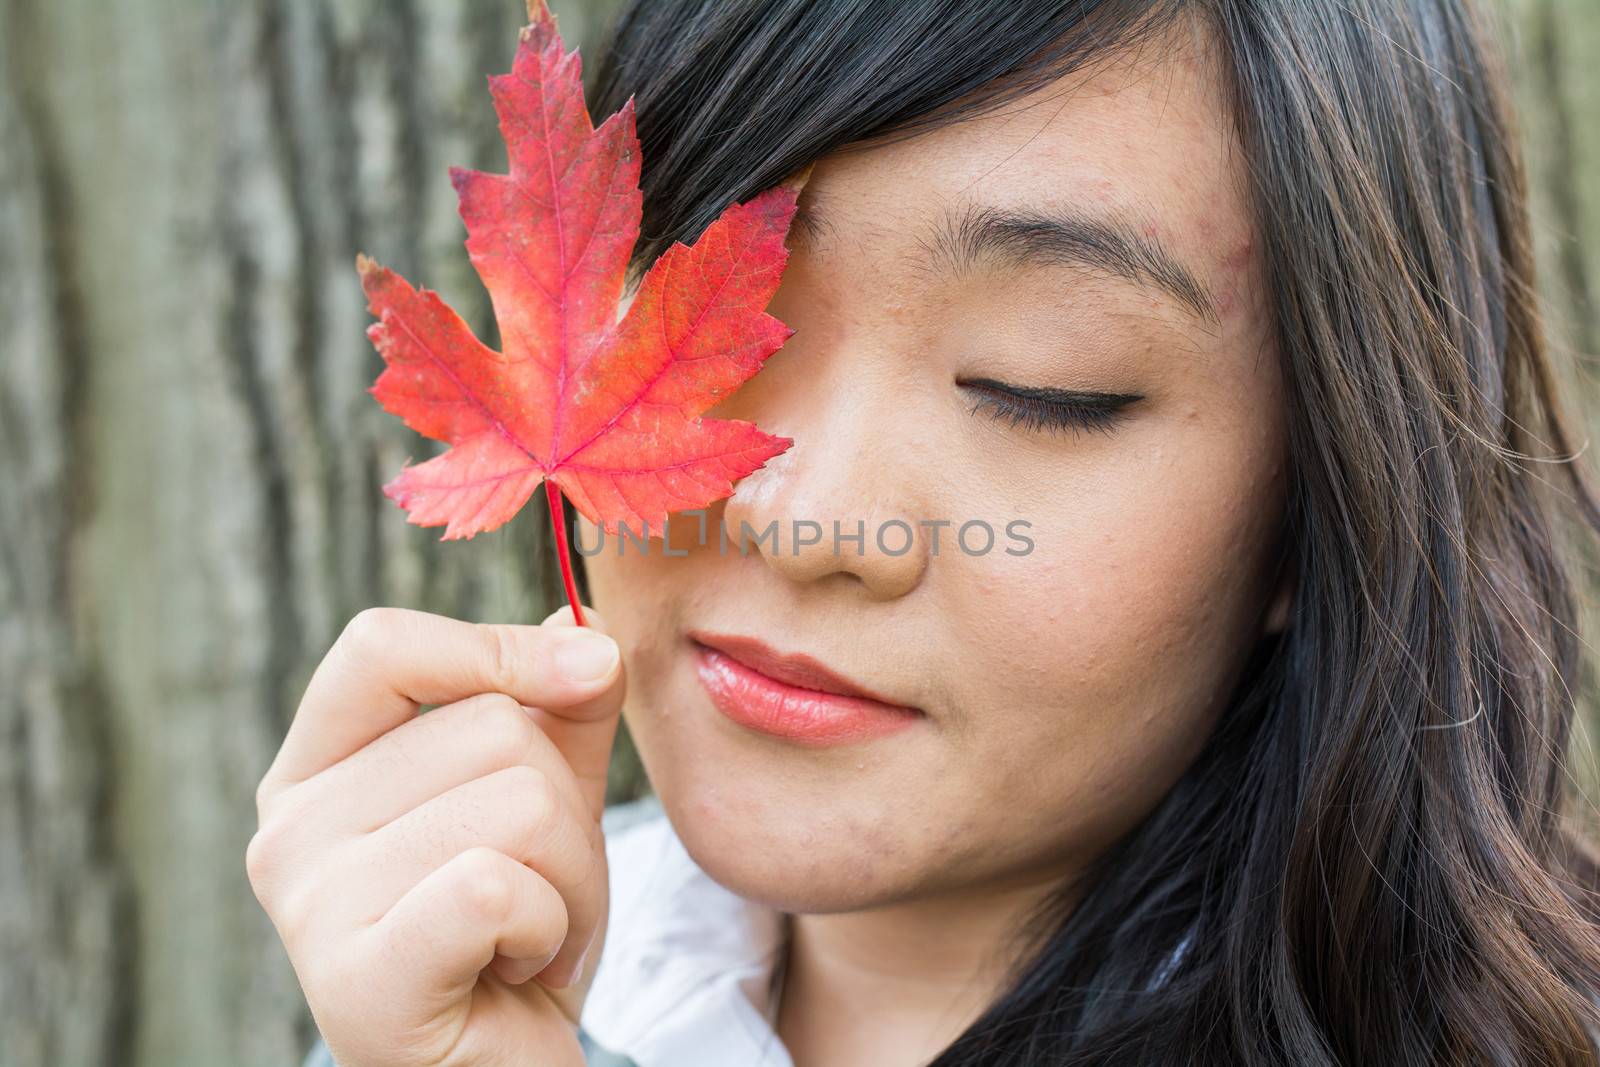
left=582, top=800, right=794, bottom=1067
left=581, top=798, right=1195, bottom=1066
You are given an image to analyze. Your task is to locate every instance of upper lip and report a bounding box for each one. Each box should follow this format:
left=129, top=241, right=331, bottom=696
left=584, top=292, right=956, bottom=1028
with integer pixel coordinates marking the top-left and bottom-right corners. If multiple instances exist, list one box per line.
left=688, top=630, right=919, bottom=711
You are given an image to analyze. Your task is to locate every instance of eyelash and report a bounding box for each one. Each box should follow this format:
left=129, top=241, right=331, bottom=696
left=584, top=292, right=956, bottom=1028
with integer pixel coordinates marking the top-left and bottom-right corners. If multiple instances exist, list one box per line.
left=957, top=377, right=1139, bottom=437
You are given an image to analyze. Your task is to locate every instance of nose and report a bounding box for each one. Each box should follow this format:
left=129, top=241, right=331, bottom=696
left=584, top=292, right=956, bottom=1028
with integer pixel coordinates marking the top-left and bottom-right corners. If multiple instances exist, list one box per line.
left=719, top=404, right=930, bottom=602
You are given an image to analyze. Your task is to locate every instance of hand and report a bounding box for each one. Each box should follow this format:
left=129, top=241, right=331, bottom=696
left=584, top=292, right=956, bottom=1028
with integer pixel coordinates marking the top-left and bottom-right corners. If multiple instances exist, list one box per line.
left=246, top=603, right=625, bottom=1067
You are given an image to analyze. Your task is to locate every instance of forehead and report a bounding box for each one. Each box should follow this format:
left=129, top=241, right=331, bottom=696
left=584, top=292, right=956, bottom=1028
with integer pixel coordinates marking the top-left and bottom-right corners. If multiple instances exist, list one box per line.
left=797, top=17, right=1259, bottom=326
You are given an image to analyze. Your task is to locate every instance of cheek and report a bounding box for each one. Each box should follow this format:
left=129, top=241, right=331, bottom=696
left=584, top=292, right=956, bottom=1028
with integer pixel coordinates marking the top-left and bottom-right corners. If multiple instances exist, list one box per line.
left=578, top=529, right=685, bottom=713
left=953, top=435, right=1285, bottom=838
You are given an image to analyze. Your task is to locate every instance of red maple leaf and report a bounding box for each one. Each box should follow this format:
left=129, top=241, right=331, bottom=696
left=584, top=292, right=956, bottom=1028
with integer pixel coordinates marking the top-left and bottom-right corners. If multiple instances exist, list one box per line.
left=356, top=0, right=798, bottom=619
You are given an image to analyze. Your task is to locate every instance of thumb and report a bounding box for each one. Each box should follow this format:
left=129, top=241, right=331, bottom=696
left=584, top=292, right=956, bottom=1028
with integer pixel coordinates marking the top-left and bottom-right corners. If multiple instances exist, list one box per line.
left=535, top=602, right=624, bottom=822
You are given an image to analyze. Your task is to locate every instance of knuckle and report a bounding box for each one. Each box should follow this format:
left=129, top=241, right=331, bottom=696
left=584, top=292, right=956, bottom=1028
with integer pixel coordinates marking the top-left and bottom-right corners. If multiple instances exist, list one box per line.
left=244, top=827, right=275, bottom=892
left=274, top=878, right=321, bottom=939
left=470, top=693, right=536, bottom=762
left=454, top=848, right=516, bottom=922
left=253, top=769, right=297, bottom=826
left=502, top=763, right=557, bottom=815
left=244, top=815, right=292, bottom=893
left=502, top=765, right=566, bottom=855
left=482, top=622, right=536, bottom=697
left=245, top=792, right=324, bottom=925
left=337, top=606, right=405, bottom=666
left=246, top=821, right=314, bottom=935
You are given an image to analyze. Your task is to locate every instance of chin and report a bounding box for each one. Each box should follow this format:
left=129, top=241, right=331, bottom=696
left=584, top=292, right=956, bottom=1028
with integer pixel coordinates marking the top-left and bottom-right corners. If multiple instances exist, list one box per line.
left=648, top=754, right=924, bottom=913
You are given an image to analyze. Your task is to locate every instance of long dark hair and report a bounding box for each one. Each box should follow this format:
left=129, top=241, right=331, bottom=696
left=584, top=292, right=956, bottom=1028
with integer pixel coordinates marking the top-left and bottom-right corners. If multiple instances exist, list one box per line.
left=584, top=1, right=1600, bottom=1062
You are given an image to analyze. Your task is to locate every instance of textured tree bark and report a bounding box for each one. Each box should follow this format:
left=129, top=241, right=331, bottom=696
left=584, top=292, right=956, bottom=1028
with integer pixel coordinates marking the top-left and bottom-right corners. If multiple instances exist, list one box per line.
left=1, top=8, right=132, bottom=1066
left=1506, top=0, right=1600, bottom=367
left=1, top=2, right=1595, bottom=1067
left=1503, top=0, right=1600, bottom=807
left=1, top=2, right=632, bottom=1065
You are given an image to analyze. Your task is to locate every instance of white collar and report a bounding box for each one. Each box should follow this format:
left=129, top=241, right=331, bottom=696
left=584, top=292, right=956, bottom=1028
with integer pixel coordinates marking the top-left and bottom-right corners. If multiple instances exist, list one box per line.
left=582, top=798, right=1193, bottom=1066
left=583, top=798, right=795, bottom=1067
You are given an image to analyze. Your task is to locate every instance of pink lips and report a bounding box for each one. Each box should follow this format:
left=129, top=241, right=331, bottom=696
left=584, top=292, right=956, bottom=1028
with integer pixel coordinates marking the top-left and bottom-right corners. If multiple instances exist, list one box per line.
left=689, top=631, right=923, bottom=746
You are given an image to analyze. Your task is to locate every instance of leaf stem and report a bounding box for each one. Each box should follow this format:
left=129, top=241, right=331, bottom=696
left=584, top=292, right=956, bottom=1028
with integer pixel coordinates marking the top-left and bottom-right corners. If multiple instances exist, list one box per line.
left=544, top=480, right=587, bottom=628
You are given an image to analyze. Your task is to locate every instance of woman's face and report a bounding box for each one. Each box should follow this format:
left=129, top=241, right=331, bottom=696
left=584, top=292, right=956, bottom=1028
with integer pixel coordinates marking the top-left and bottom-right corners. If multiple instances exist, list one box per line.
left=582, top=22, right=1291, bottom=913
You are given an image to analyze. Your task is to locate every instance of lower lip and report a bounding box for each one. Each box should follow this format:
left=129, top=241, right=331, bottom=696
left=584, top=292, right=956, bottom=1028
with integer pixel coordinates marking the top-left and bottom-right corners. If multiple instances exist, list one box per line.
left=692, top=643, right=922, bottom=747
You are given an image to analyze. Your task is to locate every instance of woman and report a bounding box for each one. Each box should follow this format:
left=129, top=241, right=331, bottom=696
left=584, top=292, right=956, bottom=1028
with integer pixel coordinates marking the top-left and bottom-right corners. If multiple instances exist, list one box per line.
left=250, top=0, right=1600, bottom=1064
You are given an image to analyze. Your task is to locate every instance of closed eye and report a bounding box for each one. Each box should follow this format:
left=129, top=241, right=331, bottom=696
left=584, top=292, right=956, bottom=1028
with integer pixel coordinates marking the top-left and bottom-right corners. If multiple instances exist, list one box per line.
left=957, top=377, right=1142, bottom=437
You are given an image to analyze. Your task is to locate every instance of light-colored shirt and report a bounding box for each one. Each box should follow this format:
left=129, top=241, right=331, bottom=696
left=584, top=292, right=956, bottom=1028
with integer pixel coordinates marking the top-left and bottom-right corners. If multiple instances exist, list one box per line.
left=579, top=794, right=792, bottom=1067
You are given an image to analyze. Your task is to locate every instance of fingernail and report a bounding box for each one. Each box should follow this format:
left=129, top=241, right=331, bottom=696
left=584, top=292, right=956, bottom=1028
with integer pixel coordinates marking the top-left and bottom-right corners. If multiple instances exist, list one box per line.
left=543, top=947, right=588, bottom=989
left=555, top=631, right=618, bottom=682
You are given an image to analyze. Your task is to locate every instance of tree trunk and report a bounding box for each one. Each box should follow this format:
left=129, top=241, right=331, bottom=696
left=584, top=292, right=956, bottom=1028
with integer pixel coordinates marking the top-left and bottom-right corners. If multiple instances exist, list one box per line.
left=1503, top=0, right=1600, bottom=803
left=1507, top=0, right=1600, bottom=368
left=2, top=3, right=630, bottom=1065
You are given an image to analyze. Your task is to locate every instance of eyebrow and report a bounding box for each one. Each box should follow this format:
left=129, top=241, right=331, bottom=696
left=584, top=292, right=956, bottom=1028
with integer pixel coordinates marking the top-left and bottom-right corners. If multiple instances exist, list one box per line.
left=793, top=198, right=1220, bottom=326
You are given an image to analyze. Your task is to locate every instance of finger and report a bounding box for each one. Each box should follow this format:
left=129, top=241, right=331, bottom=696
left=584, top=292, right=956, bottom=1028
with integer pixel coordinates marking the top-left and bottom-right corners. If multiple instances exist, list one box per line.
left=533, top=604, right=626, bottom=821
left=353, top=763, right=604, bottom=987
left=541, top=604, right=603, bottom=630
left=265, top=606, right=622, bottom=792
left=282, top=607, right=624, bottom=831
left=298, top=692, right=598, bottom=836
left=365, top=846, right=569, bottom=1005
